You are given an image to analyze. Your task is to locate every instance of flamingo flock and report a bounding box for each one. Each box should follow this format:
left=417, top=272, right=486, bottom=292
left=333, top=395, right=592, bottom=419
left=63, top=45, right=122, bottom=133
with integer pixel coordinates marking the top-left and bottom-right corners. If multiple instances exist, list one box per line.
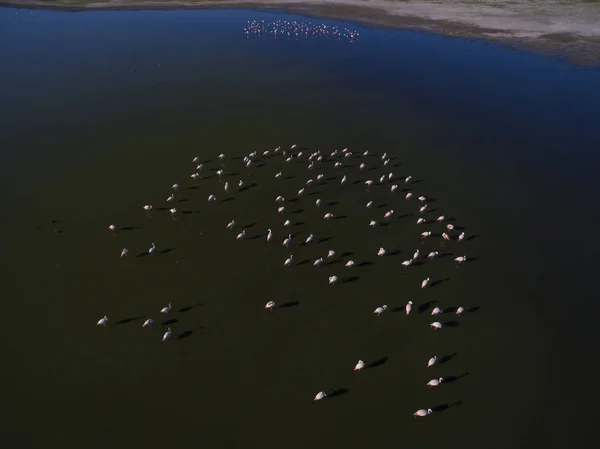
left=244, top=20, right=360, bottom=42
left=100, top=143, right=476, bottom=418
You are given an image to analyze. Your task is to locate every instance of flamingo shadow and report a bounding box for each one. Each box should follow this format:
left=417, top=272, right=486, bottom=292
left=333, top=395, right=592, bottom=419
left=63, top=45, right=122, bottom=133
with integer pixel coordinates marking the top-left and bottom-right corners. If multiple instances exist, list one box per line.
left=340, top=251, right=354, bottom=258
left=121, top=226, right=139, bottom=231
left=220, top=197, right=235, bottom=203
left=439, top=353, right=458, bottom=365
left=329, top=388, right=349, bottom=398
left=179, top=303, right=204, bottom=313
left=162, top=318, right=179, bottom=326
left=433, top=401, right=463, bottom=413
left=343, top=275, right=360, bottom=284
left=357, top=260, right=374, bottom=267
left=367, top=356, right=388, bottom=369
left=297, top=259, right=311, bottom=265
left=160, top=248, right=175, bottom=255
left=280, top=300, right=300, bottom=308
left=431, top=278, right=450, bottom=288
left=444, top=372, right=470, bottom=384
left=418, top=301, right=437, bottom=314
left=239, top=183, right=257, bottom=192
left=177, top=326, right=204, bottom=340
left=318, top=236, right=334, bottom=243
left=114, top=316, right=144, bottom=325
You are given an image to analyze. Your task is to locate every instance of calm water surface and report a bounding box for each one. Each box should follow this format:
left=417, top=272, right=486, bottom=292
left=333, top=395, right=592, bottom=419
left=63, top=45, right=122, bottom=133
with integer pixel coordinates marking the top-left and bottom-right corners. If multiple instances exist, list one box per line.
left=1, top=7, right=600, bottom=449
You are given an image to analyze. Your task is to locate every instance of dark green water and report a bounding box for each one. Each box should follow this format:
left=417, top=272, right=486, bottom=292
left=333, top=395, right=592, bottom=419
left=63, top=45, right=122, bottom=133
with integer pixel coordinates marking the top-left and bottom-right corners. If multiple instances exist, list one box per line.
left=2, top=7, right=600, bottom=449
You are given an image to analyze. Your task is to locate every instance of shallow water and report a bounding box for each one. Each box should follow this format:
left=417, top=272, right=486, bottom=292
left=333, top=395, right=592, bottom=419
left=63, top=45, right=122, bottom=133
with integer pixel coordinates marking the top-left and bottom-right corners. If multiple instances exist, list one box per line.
left=1, top=7, right=600, bottom=449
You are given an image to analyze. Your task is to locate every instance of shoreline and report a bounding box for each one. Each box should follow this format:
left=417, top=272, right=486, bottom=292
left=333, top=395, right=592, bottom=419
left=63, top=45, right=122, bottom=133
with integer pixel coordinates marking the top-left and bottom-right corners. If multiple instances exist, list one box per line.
left=2, top=0, right=600, bottom=65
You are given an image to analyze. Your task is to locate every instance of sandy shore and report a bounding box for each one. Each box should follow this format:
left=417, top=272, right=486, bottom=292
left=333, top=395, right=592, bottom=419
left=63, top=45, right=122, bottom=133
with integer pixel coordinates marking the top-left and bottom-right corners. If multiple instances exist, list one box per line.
left=2, top=0, right=600, bottom=64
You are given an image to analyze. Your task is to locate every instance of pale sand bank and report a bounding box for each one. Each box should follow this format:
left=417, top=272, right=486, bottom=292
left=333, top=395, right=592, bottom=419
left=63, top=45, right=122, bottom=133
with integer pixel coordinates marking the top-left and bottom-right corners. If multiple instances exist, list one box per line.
left=2, top=0, right=600, bottom=64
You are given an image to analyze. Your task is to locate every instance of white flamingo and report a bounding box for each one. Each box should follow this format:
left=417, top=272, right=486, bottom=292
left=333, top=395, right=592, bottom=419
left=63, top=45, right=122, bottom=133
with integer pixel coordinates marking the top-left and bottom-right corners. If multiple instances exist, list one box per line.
left=417, top=218, right=426, bottom=224
left=345, top=260, right=355, bottom=267
left=324, top=213, right=334, bottom=220
left=275, top=171, right=282, bottom=179
left=431, top=307, right=442, bottom=316
left=224, top=182, right=229, bottom=192
left=96, top=316, right=108, bottom=327
left=298, top=188, right=305, bottom=196
left=191, top=173, right=199, bottom=180
left=413, top=409, right=432, bottom=417
left=365, top=180, right=374, bottom=186
left=236, top=230, right=246, bottom=240
left=278, top=206, right=285, bottom=214
left=455, top=256, right=467, bottom=263
left=430, top=321, right=442, bottom=329
left=162, top=327, right=172, bottom=342
left=283, top=235, right=292, bottom=247
left=421, top=231, right=432, bottom=238
left=316, top=199, right=321, bottom=207
left=427, top=251, right=439, bottom=259
left=142, top=318, right=153, bottom=328
left=143, top=205, right=153, bottom=211
left=391, top=185, right=398, bottom=192
left=327, top=250, right=336, bottom=258
left=341, top=175, right=347, bottom=185
left=427, top=356, right=437, bottom=367
left=329, top=275, right=338, bottom=285
left=216, top=170, right=224, bottom=177
left=354, top=360, right=365, bottom=371
left=208, top=194, right=216, bottom=202
left=238, top=180, right=244, bottom=189
left=305, top=234, right=314, bottom=244
left=172, top=184, right=179, bottom=190
left=418, top=196, right=427, bottom=202
left=366, top=201, right=374, bottom=208
left=314, top=391, right=327, bottom=401
left=456, top=306, right=465, bottom=315
left=160, top=303, right=172, bottom=314
left=316, top=174, right=324, bottom=181
left=369, top=220, right=377, bottom=227
left=149, top=242, right=156, bottom=254
left=405, top=192, right=413, bottom=200
left=405, top=301, right=413, bottom=315
left=447, top=224, right=455, bottom=230
left=360, top=163, right=366, bottom=170
left=458, top=232, right=466, bottom=241
left=401, top=259, right=413, bottom=267
left=267, top=229, right=273, bottom=242
left=436, top=215, right=445, bottom=222
left=265, top=301, right=276, bottom=311
left=169, top=208, right=176, bottom=214
left=427, top=378, right=444, bottom=387
left=167, top=194, right=175, bottom=202
left=405, top=176, right=412, bottom=183
left=227, top=220, right=236, bottom=230
left=120, top=248, right=128, bottom=258
left=192, top=156, right=200, bottom=163
left=108, top=225, right=116, bottom=233
left=421, top=278, right=430, bottom=289
left=314, top=257, right=324, bottom=267
left=284, top=220, right=291, bottom=227
left=413, top=249, right=420, bottom=260
left=218, top=153, right=225, bottom=160
left=378, top=247, right=386, bottom=257
left=384, top=210, right=394, bottom=219
left=419, top=204, right=428, bottom=213
left=373, top=305, right=388, bottom=315
left=284, top=255, right=293, bottom=266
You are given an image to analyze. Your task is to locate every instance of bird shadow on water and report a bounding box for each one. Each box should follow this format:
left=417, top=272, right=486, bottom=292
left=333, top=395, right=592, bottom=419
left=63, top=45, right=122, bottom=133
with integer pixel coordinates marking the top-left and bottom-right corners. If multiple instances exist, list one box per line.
left=179, top=303, right=204, bottom=313
left=239, top=183, right=257, bottom=192
left=433, top=401, right=464, bottom=413
left=177, top=326, right=204, bottom=340
left=329, top=388, right=349, bottom=398
left=114, top=316, right=144, bottom=325
left=444, top=372, right=470, bottom=384
left=121, top=226, right=139, bottom=231
left=160, top=248, right=175, bottom=255
left=367, top=356, right=388, bottom=369
left=439, top=353, right=458, bottom=365
left=280, top=300, right=300, bottom=308
left=318, top=236, right=334, bottom=243
left=431, top=278, right=450, bottom=288
left=162, top=318, right=179, bottom=326
left=297, top=259, right=311, bottom=265
left=418, top=301, right=437, bottom=314
left=357, top=260, right=374, bottom=267
left=343, top=275, right=360, bottom=284
left=443, top=320, right=461, bottom=327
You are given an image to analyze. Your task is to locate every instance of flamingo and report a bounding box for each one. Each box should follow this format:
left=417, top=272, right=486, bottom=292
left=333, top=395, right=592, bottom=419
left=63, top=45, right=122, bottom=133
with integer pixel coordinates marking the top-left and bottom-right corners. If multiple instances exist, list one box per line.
left=369, top=220, right=377, bottom=227
left=96, top=316, right=108, bottom=327
left=218, top=153, right=225, bottom=160
left=431, top=307, right=442, bottom=316
left=208, top=194, right=216, bottom=202
left=366, top=201, right=374, bottom=208
left=455, top=256, right=467, bottom=263
left=291, top=144, right=297, bottom=149
left=160, top=303, right=172, bottom=314
left=365, top=180, right=374, bottom=186
left=436, top=215, right=445, bottom=222
left=413, top=250, right=420, bottom=260
left=196, top=164, right=203, bottom=171
left=341, top=175, right=347, bottom=185
left=378, top=247, right=386, bottom=257
left=238, top=180, right=244, bottom=189
left=108, top=225, right=116, bottom=233
left=388, top=173, right=394, bottom=180
left=172, top=184, right=179, bottom=190
left=265, top=301, right=276, bottom=311
left=427, top=378, right=444, bottom=387
left=267, top=229, right=273, bottom=242
left=405, top=176, right=412, bottom=183
left=362, top=150, right=368, bottom=157
left=328, top=250, right=336, bottom=258
left=306, top=179, right=314, bottom=186
left=419, top=204, right=428, bottom=213
left=305, top=234, right=314, bottom=244
left=283, top=235, right=292, bottom=247
left=314, top=391, right=326, bottom=401
left=413, top=409, right=432, bottom=417
left=373, top=305, right=388, bottom=315
left=383, top=159, right=390, bottom=166
left=236, top=230, right=246, bottom=240
left=143, top=205, right=153, bottom=211
left=405, top=301, right=413, bottom=315
left=324, top=213, right=334, bottom=220
left=284, top=220, right=291, bottom=227
left=354, top=360, right=365, bottom=371
left=149, top=242, right=156, bottom=254
left=381, top=153, right=387, bottom=160
left=316, top=199, right=321, bottom=207
left=430, top=321, right=442, bottom=329
left=447, top=224, right=455, bottom=231
left=401, top=259, right=413, bottom=267
left=456, top=306, right=465, bottom=315
left=334, top=162, right=342, bottom=168
left=142, top=318, right=153, bottom=328
left=427, top=251, right=439, bottom=259
left=284, top=255, right=293, bottom=266
left=345, top=260, right=355, bottom=267
left=421, top=231, right=432, bottom=238
left=421, top=278, right=430, bottom=289
left=298, top=188, right=305, bottom=196
left=169, top=208, right=176, bottom=214
left=329, top=275, right=338, bottom=284
left=120, top=248, right=128, bottom=258
left=192, top=156, right=200, bottom=163
left=427, top=356, right=437, bottom=367
left=379, top=175, right=386, bottom=184
left=360, top=163, right=366, bottom=170
left=162, top=327, right=172, bottom=342
left=314, top=257, right=324, bottom=267
left=417, top=218, right=426, bottom=224
left=167, top=194, right=175, bottom=202
left=405, top=192, right=413, bottom=200
left=391, top=185, right=398, bottom=192
left=316, top=174, right=324, bottom=181
left=278, top=206, right=285, bottom=214
left=418, top=196, right=427, bottom=202
left=191, top=173, right=199, bottom=180
left=384, top=210, right=394, bottom=219
left=224, top=182, right=229, bottom=192
left=458, top=232, right=465, bottom=241
left=216, top=170, right=224, bottom=177
left=227, top=220, right=236, bottom=230
left=275, top=171, right=282, bottom=179
left=442, top=232, right=451, bottom=241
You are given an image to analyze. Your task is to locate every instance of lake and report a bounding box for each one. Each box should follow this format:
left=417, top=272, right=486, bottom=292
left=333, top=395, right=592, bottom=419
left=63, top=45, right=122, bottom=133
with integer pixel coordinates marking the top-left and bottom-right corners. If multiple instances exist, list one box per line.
left=1, top=7, right=599, bottom=449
